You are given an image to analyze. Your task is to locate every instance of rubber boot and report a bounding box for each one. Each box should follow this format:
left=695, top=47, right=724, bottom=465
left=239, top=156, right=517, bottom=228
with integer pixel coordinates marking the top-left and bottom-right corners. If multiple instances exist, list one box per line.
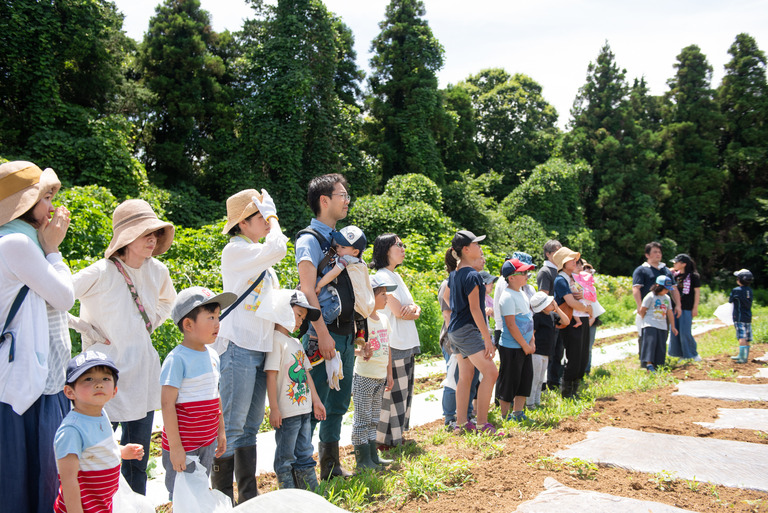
left=211, top=455, right=235, bottom=505
left=736, top=345, right=750, bottom=364
left=293, top=466, right=319, bottom=492
left=560, top=380, right=576, bottom=399
left=318, top=441, right=352, bottom=480
left=234, top=445, right=259, bottom=503
left=368, top=440, right=392, bottom=467
left=353, top=444, right=378, bottom=472
left=275, top=471, right=296, bottom=489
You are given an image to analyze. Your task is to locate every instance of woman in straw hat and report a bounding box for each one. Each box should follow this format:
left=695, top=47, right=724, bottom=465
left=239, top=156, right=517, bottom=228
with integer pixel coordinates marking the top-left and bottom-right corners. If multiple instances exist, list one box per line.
left=69, top=199, right=176, bottom=494
left=551, top=247, right=593, bottom=399
left=0, top=161, right=75, bottom=513
left=212, top=188, right=286, bottom=503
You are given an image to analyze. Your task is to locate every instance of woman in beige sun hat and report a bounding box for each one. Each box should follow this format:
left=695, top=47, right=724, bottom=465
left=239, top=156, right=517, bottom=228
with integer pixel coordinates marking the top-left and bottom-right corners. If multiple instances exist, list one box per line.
left=0, top=161, right=75, bottom=513
left=69, top=198, right=177, bottom=494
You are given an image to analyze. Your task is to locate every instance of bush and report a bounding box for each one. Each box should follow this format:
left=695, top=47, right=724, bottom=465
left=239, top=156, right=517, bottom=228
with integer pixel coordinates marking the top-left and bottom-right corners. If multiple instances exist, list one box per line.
left=58, top=185, right=118, bottom=263
left=349, top=195, right=454, bottom=242
left=383, top=173, right=444, bottom=211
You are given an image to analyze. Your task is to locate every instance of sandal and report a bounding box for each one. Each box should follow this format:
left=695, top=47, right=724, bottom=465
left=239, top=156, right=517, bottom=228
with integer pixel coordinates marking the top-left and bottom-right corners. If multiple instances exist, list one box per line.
left=453, top=421, right=476, bottom=435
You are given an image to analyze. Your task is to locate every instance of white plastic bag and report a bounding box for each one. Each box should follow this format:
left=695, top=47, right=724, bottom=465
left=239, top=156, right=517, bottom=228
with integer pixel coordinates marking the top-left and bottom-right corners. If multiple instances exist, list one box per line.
left=173, top=456, right=233, bottom=513
left=253, top=288, right=295, bottom=331
left=113, top=475, right=154, bottom=513
left=714, top=302, right=734, bottom=325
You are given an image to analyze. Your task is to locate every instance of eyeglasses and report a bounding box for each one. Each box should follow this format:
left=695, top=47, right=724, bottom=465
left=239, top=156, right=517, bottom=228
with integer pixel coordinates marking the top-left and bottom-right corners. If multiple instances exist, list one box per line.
left=514, top=272, right=530, bottom=277
left=395, top=242, right=406, bottom=248
left=332, top=192, right=351, bottom=201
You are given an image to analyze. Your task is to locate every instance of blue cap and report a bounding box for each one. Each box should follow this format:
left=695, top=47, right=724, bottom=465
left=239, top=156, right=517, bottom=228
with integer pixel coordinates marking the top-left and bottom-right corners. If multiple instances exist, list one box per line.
left=332, top=225, right=367, bottom=254
left=656, top=275, right=675, bottom=290
left=66, top=351, right=119, bottom=384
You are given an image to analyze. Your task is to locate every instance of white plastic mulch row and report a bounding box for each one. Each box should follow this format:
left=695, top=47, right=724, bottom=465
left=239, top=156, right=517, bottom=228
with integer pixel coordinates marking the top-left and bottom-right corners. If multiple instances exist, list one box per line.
left=695, top=408, right=768, bottom=432
left=672, top=380, right=768, bottom=402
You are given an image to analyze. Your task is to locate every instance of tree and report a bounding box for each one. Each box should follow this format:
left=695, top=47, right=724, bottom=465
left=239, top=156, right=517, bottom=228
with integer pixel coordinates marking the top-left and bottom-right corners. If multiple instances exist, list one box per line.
left=365, top=0, right=446, bottom=185
left=717, top=33, right=768, bottom=279
left=460, top=68, right=559, bottom=194
left=235, top=0, right=371, bottom=233
left=140, top=0, right=232, bottom=186
left=563, top=42, right=661, bottom=274
left=437, top=84, right=478, bottom=182
left=659, top=45, right=724, bottom=271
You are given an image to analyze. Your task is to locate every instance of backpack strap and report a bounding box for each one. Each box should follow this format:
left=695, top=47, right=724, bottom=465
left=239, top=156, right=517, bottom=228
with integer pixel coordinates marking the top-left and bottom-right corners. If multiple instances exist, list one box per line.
left=296, top=227, right=336, bottom=277
left=1, top=285, right=29, bottom=362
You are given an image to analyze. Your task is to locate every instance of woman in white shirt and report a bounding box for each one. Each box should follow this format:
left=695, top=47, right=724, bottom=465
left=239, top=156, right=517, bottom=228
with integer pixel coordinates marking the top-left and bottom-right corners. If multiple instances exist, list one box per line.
left=370, top=233, right=421, bottom=447
left=0, top=161, right=74, bottom=513
left=69, top=199, right=176, bottom=495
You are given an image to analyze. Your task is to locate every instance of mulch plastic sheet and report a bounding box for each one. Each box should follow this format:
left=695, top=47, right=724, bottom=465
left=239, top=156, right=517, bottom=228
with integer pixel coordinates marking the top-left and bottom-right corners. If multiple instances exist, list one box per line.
left=232, top=489, right=348, bottom=512
left=695, top=408, right=768, bottom=432
left=514, top=477, right=695, bottom=512
left=672, top=380, right=768, bottom=401
left=554, top=426, right=768, bottom=492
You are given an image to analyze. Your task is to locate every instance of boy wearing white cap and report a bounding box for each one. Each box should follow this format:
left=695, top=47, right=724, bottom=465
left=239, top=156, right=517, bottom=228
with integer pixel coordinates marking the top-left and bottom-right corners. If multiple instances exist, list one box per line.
left=160, top=287, right=237, bottom=500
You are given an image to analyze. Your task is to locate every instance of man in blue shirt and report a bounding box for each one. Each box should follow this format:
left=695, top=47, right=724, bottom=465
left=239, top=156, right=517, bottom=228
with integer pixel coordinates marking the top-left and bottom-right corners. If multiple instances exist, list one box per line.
left=295, top=173, right=355, bottom=480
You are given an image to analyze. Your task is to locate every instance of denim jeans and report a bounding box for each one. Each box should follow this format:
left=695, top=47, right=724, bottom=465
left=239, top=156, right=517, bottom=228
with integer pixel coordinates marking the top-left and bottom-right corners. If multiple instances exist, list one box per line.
left=273, top=413, right=316, bottom=476
left=669, top=309, right=698, bottom=359
left=307, top=331, right=355, bottom=442
left=219, top=341, right=267, bottom=457
left=440, top=342, right=478, bottom=424
left=112, top=410, right=154, bottom=495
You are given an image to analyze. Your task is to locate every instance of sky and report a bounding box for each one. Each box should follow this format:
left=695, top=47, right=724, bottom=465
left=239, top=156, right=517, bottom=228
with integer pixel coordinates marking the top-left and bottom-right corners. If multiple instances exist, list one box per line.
left=115, top=0, right=768, bottom=129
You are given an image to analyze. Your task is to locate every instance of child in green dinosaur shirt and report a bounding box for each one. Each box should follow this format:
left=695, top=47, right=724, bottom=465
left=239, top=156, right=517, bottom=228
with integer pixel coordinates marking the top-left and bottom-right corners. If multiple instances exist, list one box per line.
left=265, top=291, right=326, bottom=491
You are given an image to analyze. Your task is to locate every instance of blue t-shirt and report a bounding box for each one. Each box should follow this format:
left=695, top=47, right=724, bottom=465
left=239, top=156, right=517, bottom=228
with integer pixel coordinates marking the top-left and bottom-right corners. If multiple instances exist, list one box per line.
left=632, top=263, right=673, bottom=300
left=729, top=286, right=753, bottom=323
left=447, top=267, right=486, bottom=333
left=553, top=275, right=572, bottom=306
left=498, top=287, right=533, bottom=349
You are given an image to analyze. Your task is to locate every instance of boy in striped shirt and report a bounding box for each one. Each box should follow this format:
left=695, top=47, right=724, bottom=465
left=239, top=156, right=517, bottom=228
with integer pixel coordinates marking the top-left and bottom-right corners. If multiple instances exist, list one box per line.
left=160, top=287, right=237, bottom=499
left=54, top=351, right=144, bottom=513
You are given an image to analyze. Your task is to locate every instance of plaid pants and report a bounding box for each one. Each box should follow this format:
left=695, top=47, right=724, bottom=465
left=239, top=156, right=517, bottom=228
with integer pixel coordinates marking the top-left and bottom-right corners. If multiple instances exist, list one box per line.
left=376, top=355, right=415, bottom=446
left=351, top=374, right=386, bottom=446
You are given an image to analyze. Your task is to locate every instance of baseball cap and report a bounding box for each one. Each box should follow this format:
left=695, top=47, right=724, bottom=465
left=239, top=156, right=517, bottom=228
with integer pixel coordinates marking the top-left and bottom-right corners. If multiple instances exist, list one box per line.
left=734, top=269, right=753, bottom=283
left=655, top=275, right=675, bottom=290
left=289, top=291, right=321, bottom=322
left=451, top=230, right=486, bottom=251
left=172, top=286, right=238, bottom=324
left=530, top=291, right=555, bottom=313
left=501, top=258, right=536, bottom=278
left=370, top=273, right=397, bottom=292
left=66, top=351, right=119, bottom=384
left=332, top=225, right=367, bottom=254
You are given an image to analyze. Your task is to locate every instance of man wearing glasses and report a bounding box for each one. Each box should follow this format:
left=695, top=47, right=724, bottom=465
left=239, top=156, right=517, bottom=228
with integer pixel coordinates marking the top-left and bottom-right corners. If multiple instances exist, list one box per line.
left=296, top=173, right=356, bottom=480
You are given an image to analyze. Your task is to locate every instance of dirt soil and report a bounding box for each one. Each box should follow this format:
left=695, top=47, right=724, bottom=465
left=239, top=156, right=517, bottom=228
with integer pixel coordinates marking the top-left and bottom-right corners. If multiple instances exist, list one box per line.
left=161, top=334, right=768, bottom=512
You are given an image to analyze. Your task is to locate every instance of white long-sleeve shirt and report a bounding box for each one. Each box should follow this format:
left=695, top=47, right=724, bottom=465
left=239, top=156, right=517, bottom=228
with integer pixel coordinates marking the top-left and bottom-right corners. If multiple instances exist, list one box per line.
left=72, top=258, right=175, bottom=422
left=0, top=233, right=74, bottom=414
left=218, top=230, right=287, bottom=353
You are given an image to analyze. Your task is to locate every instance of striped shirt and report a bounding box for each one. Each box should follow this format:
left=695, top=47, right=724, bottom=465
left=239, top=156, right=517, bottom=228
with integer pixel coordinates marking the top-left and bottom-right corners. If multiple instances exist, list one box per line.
left=160, top=345, right=221, bottom=451
left=54, top=410, right=121, bottom=513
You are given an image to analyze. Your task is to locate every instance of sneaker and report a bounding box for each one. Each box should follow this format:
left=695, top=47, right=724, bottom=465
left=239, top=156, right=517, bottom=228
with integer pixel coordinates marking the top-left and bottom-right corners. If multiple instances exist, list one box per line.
left=646, top=364, right=656, bottom=372
left=453, top=421, right=476, bottom=435
left=445, top=420, right=457, bottom=432
left=692, top=355, right=702, bottom=362
left=478, top=422, right=500, bottom=435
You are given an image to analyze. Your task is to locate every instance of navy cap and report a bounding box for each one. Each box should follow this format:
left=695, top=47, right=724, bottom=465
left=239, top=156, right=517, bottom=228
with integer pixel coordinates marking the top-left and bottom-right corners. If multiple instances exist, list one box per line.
left=67, top=351, right=119, bottom=384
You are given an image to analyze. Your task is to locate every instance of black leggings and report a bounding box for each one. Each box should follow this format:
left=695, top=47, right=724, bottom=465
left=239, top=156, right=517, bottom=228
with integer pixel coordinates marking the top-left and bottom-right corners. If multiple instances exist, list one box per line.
left=561, top=320, right=589, bottom=382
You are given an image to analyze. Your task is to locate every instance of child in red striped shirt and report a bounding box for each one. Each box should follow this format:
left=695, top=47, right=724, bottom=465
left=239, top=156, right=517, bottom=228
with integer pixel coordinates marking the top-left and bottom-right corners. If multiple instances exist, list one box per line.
left=55, top=352, right=144, bottom=513
left=160, top=287, right=237, bottom=500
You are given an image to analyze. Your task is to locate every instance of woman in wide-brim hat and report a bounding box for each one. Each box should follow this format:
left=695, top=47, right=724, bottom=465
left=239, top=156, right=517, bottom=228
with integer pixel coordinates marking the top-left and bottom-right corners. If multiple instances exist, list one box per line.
left=69, top=198, right=177, bottom=494
left=0, top=161, right=75, bottom=512
left=551, top=246, right=593, bottom=399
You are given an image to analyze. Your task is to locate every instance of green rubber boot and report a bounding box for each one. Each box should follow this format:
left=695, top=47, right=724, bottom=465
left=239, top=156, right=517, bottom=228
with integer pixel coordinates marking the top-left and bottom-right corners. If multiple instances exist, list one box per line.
left=368, top=440, right=392, bottom=467
left=354, top=444, right=378, bottom=472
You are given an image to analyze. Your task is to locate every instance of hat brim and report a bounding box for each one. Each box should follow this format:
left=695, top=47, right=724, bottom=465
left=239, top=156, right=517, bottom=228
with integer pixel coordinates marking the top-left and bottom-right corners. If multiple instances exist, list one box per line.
left=332, top=230, right=350, bottom=247
left=0, top=167, right=61, bottom=227
left=531, top=295, right=554, bottom=313
left=290, top=299, right=321, bottom=322
left=222, top=202, right=260, bottom=235
left=104, top=219, right=175, bottom=259
left=207, top=292, right=238, bottom=312
left=373, top=283, right=397, bottom=292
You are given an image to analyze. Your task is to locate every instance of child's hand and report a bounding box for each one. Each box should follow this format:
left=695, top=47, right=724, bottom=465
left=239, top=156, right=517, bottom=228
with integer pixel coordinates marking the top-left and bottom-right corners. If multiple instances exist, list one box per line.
left=672, top=326, right=679, bottom=336
left=269, top=406, right=282, bottom=429
left=170, top=446, right=186, bottom=472
left=120, top=443, right=144, bottom=461
left=386, top=373, right=394, bottom=391
left=363, top=341, right=373, bottom=360
left=215, top=432, right=227, bottom=458
left=313, top=400, right=326, bottom=421
left=315, top=285, right=322, bottom=295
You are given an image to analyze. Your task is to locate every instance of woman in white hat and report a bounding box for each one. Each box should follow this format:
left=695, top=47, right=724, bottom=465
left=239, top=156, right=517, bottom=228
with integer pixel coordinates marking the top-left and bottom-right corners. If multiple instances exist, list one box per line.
left=69, top=199, right=177, bottom=494
left=0, top=161, right=75, bottom=513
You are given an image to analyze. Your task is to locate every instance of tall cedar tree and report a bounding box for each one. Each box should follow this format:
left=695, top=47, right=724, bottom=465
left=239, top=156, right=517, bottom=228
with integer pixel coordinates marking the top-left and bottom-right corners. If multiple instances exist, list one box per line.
left=366, top=0, right=446, bottom=185
left=237, top=0, right=369, bottom=233
left=717, top=33, right=768, bottom=278
left=438, top=84, right=478, bottom=182
left=564, top=42, right=662, bottom=275
left=140, top=0, right=230, bottom=186
left=660, top=45, right=724, bottom=272
left=460, top=68, right=558, bottom=195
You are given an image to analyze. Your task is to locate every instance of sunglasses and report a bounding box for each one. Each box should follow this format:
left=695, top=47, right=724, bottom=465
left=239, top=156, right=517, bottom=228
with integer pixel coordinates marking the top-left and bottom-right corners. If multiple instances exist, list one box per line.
left=394, top=242, right=406, bottom=248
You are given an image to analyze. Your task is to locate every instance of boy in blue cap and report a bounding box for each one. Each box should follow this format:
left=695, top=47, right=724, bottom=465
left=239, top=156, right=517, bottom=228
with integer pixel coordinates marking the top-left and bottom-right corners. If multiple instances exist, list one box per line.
left=730, top=269, right=754, bottom=364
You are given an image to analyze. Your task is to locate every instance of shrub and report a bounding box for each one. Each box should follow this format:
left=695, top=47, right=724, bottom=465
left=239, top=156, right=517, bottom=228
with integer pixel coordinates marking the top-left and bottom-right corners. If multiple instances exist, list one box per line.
left=348, top=195, right=454, bottom=242
left=383, top=173, right=444, bottom=210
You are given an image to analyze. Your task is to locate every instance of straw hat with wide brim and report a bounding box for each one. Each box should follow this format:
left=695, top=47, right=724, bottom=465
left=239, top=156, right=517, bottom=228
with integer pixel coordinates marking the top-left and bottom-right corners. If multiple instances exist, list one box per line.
left=104, top=199, right=174, bottom=259
left=222, top=189, right=262, bottom=235
left=552, top=246, right=581, bottom=271
left=0, top=161, right=61, bottom=227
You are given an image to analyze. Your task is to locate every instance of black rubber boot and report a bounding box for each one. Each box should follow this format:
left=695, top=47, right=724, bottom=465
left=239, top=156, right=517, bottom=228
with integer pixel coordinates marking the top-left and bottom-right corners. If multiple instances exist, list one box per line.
left=354, top=444, right=379, bottom=472
left=234, top=445, right=259, bottom=503
left=211, top=455, right=235, bottom=505
left=318, top=441, right=352, bottom=480
left=368, top=440, right=392, bottom=467
left=560, top=380, right=576, bottom=399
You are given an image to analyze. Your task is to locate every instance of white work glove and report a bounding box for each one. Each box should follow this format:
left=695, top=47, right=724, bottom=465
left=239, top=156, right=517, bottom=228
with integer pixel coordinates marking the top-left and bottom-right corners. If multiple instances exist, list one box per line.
left=252, top=189, right=277, bottom=220
left=325, top=353, right=343, bottom=391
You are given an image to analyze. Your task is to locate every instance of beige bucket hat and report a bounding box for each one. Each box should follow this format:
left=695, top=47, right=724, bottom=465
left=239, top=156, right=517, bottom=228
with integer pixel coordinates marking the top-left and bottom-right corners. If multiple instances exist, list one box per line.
left=104, top=199, right=174, bottom=259
left=552, top=246, right=581, bottom=271
left=222, top=189, right=262, bottom=235
left=0, top=161, right=62, bottom=226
